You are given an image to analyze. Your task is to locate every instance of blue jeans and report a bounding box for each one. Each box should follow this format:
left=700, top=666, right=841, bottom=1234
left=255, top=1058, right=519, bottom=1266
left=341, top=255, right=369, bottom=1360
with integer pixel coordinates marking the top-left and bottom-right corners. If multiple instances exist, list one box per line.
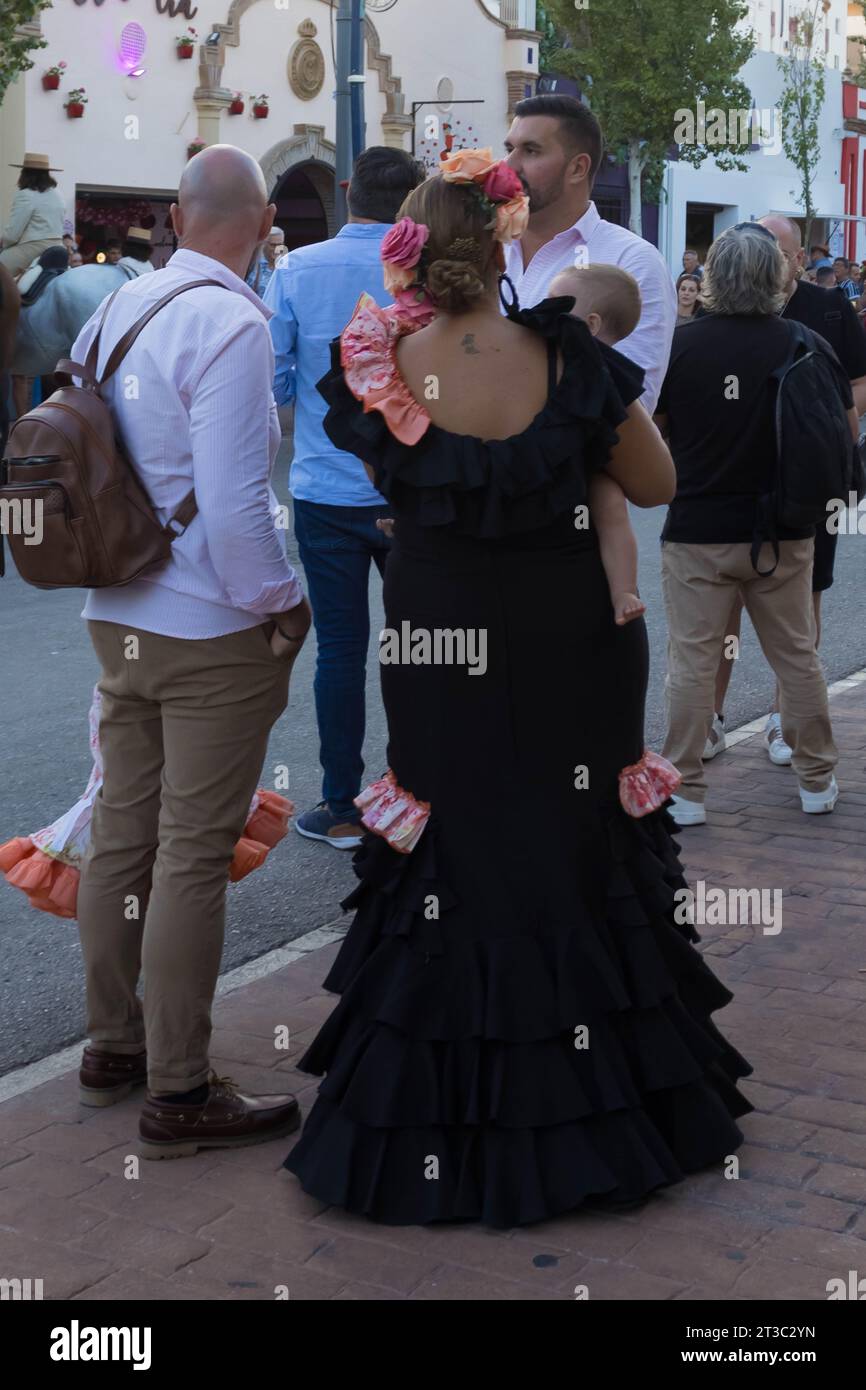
left=293, top=498, right=390, bottom=819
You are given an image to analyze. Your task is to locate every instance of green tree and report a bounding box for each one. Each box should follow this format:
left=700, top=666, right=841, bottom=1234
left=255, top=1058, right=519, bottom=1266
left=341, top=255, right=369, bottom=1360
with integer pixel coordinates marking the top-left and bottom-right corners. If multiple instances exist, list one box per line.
left=543, top=0, right=755, bottom=236
left=777, top=1, right=828, bottom=253
left=0, top=0, right=49, bottom=110
left=536, top=3, right=561, bottom=74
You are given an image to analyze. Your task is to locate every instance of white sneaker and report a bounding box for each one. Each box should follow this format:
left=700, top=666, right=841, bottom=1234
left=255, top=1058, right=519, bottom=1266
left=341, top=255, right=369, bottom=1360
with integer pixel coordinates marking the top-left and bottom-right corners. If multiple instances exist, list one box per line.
left=799, top=776, right=839, bottom=815
left=668, top=794, right=707, bottom=827
left=702, top=714, right=726, bottom=761
left=764, top=714, right=792, bottom=766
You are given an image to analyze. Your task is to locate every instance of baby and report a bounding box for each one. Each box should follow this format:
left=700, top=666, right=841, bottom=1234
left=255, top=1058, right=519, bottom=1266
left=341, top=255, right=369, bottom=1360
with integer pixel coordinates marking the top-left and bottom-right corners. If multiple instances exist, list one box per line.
left=548, top=263, right=646, bottom=625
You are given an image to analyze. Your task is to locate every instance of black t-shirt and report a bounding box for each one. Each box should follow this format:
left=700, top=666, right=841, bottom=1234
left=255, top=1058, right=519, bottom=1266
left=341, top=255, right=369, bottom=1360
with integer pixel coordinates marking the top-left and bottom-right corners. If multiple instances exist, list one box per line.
left=657, top=314, right=854, bottom=544
left=783, top=279, right=866, bottom=380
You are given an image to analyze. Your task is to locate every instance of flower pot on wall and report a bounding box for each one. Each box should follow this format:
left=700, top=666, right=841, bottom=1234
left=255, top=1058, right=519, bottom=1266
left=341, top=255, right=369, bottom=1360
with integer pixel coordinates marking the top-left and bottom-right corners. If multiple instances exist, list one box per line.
left=177, top=44, right=194, bottom=59
left=42, top=73, right=60, bottom=90
left=66, top=103, right=84, bottom=118
left=229, top=98, right=244, bottom=115
left=253, top=104, right=268, bottom=119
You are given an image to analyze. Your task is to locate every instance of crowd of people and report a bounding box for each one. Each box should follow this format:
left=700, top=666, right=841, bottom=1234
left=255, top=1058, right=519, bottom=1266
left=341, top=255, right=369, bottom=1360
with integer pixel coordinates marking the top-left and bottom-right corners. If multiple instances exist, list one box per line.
left=0, top=93, right=858, bottom=1228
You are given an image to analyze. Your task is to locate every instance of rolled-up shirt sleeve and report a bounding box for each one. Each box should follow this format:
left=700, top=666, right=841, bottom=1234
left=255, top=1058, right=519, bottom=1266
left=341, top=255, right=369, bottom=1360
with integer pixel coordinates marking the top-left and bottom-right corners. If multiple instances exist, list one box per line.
left=614, top=242, right=677, bottom=415
left=264, top=263, right=298, bottom=406
left=189, top=318, right=303, bottom=614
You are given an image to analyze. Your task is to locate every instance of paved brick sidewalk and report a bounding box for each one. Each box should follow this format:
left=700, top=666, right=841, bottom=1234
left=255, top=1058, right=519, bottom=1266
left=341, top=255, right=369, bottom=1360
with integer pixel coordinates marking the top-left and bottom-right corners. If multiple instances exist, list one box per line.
left=2, top=681, right=866, bottom=1302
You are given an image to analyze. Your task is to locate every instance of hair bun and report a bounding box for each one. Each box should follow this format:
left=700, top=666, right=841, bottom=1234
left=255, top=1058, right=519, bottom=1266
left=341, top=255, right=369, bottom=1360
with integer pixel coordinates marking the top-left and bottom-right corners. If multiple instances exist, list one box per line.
left=426, top=257, right=486, bottom=314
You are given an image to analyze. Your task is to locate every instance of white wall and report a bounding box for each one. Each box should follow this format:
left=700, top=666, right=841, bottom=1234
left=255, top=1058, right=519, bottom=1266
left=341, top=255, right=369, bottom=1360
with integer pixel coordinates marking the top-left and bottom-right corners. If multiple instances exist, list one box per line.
left=662, top=48, right=845, bottom=268
left=1, top=0, right=523, bottom=230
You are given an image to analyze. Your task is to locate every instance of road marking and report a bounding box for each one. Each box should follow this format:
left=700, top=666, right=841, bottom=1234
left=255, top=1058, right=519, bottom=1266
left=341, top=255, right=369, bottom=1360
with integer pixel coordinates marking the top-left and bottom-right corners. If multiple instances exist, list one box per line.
left=3, top=665, right=866, bottom=1105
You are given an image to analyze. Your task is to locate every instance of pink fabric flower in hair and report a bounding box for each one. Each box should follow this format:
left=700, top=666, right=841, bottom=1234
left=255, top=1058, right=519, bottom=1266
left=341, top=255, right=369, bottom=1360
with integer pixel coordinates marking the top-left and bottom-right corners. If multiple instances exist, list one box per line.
left=381, top=217, right=429, bottom=271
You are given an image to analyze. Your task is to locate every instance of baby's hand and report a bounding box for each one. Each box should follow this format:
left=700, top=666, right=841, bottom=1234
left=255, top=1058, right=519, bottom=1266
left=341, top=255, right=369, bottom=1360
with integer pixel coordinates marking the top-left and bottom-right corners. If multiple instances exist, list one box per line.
left=613, top=592, right=646, bottom=625
left=376, top=518, right=395, bottom=540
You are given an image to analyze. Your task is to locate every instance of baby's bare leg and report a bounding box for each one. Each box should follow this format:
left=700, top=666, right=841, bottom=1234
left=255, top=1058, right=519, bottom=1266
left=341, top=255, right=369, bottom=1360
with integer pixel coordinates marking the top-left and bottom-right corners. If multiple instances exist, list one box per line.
left=587, top=472, right=646, bottom=625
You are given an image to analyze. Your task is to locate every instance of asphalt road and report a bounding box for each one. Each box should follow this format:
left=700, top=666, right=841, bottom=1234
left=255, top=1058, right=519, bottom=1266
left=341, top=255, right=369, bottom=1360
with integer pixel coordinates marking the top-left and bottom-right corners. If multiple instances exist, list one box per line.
left=1, top=442, right=864, bottom=1076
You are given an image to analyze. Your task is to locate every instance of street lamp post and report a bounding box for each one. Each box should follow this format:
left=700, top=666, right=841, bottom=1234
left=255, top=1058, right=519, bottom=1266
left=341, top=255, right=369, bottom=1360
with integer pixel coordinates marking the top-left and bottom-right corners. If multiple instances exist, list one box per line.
left=335, top=0, right=366, bottom=229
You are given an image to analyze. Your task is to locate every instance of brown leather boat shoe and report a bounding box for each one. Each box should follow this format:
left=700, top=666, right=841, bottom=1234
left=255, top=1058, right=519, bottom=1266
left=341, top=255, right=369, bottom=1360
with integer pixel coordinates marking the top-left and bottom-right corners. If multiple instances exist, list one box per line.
left=138, top=1072, right=301, bottom=1160
left=79, top=1046, right=148, bottom=1107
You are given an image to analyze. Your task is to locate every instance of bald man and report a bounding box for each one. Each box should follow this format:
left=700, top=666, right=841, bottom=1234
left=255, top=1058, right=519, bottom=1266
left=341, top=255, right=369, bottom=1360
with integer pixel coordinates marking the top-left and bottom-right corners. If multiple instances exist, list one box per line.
left=69, top=145, right=312, bottom=1156
left=706, top=211, right=866, bottom=767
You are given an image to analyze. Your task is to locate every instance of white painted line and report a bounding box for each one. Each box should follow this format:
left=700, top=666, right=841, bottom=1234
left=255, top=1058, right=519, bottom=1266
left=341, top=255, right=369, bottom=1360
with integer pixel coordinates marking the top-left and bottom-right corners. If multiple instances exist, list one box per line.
left=3, top=664, right=866, bottom=1107
left=0, top=918, right=348, bottom=1105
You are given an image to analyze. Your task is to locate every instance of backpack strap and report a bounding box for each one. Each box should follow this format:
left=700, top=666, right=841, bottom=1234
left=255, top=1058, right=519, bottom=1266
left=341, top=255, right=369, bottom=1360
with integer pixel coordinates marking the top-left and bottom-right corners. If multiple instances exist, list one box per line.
left=57, top=279, right=224, bottom=539
left=54, top=286, right=124, bottom=388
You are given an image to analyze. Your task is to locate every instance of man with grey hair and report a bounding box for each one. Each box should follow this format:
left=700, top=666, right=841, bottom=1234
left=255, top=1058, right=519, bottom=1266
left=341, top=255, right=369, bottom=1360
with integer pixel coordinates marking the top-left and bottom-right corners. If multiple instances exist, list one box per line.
left=70, top=145, right=312, bottom=1155
left=703, top=212, right=866, bottom=766
left=655, top=222, right=856, bottom=825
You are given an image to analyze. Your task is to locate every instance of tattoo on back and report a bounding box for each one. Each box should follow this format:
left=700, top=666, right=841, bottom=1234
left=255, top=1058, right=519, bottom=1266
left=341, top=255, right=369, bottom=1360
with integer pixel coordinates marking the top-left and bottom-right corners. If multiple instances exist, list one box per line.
left=461, top=333, right=481, bottom=355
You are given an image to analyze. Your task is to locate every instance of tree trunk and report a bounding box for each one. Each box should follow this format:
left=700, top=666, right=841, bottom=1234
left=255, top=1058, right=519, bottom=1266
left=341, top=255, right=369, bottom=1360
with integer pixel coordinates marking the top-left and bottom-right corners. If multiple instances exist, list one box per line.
left=627, top=140, right=645, bottom=237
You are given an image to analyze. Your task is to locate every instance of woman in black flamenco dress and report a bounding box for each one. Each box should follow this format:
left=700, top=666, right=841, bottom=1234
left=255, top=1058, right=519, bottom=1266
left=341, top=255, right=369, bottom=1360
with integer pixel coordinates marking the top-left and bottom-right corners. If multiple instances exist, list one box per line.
left=283, top=170, right=752, bottom=1228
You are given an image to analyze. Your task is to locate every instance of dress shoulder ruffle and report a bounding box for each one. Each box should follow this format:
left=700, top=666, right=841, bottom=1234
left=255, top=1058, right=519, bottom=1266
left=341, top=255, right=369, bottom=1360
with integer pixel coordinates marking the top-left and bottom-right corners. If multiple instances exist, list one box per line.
left=317, top=294, right=647, bottom=539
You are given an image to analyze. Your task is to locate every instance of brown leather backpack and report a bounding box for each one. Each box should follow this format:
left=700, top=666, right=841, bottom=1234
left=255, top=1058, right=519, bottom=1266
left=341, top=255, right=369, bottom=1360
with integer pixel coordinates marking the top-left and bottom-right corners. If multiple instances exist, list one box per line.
left=0, top=278, right=220, bottom=589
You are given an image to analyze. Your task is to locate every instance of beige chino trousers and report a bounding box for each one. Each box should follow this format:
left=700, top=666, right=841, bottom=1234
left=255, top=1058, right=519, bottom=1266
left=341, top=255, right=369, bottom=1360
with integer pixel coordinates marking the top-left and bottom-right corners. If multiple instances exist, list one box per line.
left=77, top=621, right=291, bottom=1093
left=660, top=539, right=837, bottom=804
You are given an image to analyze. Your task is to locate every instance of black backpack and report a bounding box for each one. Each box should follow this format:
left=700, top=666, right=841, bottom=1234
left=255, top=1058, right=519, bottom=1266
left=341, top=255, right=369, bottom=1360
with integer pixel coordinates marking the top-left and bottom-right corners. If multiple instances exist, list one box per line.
left=754, top=319, right=861, bottom=575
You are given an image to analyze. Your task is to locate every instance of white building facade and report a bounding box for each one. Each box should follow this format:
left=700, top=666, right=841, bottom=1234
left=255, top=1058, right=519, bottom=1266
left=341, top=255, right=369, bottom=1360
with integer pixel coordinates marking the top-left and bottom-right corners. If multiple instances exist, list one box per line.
left=1, top=0, right=539, bottom=263
left=661, top=0, right=849, bottom=268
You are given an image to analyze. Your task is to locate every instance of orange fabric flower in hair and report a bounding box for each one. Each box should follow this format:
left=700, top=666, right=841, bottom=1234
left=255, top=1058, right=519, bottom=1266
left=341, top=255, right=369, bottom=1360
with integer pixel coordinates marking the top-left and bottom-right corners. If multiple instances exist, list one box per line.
left=440, top=147, right=497, bottom=182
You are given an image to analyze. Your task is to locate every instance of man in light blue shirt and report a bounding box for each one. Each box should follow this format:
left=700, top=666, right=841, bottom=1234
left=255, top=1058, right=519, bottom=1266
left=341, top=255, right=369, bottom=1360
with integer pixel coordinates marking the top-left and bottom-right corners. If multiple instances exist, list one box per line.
left=265, top=146, right=424, bottom=849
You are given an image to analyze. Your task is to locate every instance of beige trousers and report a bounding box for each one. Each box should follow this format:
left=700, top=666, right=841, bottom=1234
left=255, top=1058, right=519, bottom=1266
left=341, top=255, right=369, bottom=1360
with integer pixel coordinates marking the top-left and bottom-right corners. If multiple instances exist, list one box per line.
left=77, top=620, right=291, bottom=1093
left=660, top=540, right=837, bottom=804
left=0, top=238, right=63, bottom=277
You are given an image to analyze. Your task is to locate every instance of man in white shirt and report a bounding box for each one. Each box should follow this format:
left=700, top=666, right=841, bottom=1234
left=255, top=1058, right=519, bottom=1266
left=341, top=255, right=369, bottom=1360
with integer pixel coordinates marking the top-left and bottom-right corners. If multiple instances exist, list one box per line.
left=503, top=95, right=676, bottom=413
left=71, top=145, right=312, bottom=1157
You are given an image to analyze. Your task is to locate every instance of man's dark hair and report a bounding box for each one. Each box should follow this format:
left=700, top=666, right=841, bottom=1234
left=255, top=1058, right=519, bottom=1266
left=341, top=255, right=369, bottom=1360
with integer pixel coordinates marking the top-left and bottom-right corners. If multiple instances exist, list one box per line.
left=816, top=266, right=836, bottom=287
left=833, top=256, right=848, bottom=267
left=347, top=146, right=425, bottom=223
left=106, top=240, right=121, bottom=251
left=512, top=94, right=604, bottom=183
left=683, top=248, right=699, bottom=259
left=18, top=169, right=57, bottom=193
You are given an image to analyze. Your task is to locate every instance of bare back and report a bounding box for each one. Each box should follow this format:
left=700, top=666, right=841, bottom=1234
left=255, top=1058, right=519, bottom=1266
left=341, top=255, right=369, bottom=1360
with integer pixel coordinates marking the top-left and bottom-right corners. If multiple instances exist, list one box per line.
left=395, top=310, right=556, bottom=440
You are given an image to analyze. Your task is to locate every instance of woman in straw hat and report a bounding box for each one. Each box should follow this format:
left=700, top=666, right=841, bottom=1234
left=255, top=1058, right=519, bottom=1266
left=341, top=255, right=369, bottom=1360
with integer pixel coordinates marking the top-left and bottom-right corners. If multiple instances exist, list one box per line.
left=0, top=153, right=65, bottom=277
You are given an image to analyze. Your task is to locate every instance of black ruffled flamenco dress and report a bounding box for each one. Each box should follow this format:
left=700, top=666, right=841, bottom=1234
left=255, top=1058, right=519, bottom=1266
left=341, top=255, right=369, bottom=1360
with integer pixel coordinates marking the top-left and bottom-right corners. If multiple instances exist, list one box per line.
left=283, top=295, right=753, bottom=1228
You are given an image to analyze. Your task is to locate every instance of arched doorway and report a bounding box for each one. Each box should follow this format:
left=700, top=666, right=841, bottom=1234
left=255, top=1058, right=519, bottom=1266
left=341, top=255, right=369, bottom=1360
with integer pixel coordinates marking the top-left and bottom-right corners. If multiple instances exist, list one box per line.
left=273, top=164, right=330, bottom=252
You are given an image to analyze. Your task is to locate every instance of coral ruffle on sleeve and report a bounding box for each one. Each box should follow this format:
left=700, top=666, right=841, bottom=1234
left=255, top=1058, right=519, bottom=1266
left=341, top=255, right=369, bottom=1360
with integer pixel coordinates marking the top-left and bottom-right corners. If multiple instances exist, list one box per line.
left=317, top=296, right=646, bottom=539
left=338, top=292, right=431, bottom=447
